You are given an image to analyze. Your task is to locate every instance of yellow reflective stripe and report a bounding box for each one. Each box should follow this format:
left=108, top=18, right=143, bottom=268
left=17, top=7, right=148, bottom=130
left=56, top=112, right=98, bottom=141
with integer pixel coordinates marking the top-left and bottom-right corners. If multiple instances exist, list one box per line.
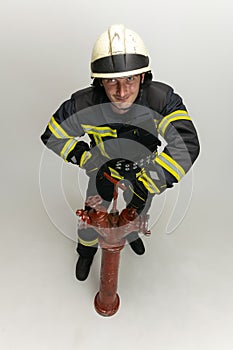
left=79, top=151, right=92, bottom=167
left=78, top=237, right=99, bottom=247
left=128, top=185, right=145, bottom=202
left=138, top=171, right=160, bottom=194
left=108, top=167, right=124, bottom=180
left=155, top=152, right=185, bottom=182
left=153, top=119, right=159, bottom=127
left=88, top=167, right=98, bottom=173
left=81, top=124, right=117, bottom=138
left=93, top=134, right=111, bottom=158
left=81, top=124, right=115, bottom=158
left=158, top=110, right=191, bottom=136
left=48, top=116, right=70, bottom=138
left=60, top=139, right=78, bottom=160
left=98, top=131, right=117, bottom=137
left=162, top=153, right=185, bottom=177
left=136, top=171, right=142, bottom=177
left=48, top=123, right=61, bottom=138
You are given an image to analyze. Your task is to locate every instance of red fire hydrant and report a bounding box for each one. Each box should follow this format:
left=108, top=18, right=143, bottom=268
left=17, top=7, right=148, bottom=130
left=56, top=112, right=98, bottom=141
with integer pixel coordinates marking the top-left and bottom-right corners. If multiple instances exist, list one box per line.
left=76, top=175, right=150, bottom=317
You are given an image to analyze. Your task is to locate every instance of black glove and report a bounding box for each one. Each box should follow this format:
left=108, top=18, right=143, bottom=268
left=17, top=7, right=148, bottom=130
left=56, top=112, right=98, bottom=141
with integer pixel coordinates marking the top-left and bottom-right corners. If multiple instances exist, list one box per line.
left=66, top=141, right=90, bottom=165
left=136, top=167, right=166, bottom=195
left=110, top=154, right=167, bottom=197
left=111, top=156, right=168, bottom=195
left=80, top=149, right=108, bottom=177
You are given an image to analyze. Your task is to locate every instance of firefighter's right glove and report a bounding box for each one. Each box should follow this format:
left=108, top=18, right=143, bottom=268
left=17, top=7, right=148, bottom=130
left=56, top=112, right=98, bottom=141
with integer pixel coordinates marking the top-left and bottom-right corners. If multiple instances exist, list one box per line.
left=79, top=150, right=108, bottom=177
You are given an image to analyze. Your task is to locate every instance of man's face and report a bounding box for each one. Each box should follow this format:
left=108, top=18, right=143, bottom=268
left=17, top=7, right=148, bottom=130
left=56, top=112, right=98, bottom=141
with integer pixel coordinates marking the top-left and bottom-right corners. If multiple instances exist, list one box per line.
left=101, top=74, right=144, bottom=114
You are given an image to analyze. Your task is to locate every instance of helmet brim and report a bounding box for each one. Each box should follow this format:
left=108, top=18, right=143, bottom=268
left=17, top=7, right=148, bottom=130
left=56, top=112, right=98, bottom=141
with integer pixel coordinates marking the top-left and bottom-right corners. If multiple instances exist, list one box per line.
left=91, top=66, right=151, bottom=79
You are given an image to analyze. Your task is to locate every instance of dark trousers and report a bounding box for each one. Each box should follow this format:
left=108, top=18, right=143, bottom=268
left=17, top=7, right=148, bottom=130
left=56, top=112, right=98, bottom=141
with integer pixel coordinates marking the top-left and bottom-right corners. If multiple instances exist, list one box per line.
left=77, top=173, right=153, bottom=258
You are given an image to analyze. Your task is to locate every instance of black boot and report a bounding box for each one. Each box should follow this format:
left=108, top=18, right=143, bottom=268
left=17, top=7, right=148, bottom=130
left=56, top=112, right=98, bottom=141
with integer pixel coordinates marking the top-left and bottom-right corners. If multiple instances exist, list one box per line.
left=75, top=244, right=97, bottom=281
left=75, top=255, right=94, bottom=281
left=127, top=232, right=145, bottom=255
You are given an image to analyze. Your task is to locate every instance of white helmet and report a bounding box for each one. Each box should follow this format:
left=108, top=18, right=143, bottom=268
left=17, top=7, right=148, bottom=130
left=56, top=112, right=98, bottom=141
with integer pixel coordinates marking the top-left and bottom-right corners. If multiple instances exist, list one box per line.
left=91, top=24, right=151, bottom=78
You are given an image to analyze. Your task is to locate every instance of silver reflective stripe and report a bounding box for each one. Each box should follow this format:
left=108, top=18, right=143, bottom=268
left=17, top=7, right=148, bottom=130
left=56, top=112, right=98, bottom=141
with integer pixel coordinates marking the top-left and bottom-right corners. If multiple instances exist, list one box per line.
left=156, top=153, right=185, bottom=181
left=71, top=156, right=77, bottom=164
left=158, top=110, right=191, bottom=137
left=48, top=116, right=70, bottom=139
left=81, top=124, right=117, bottom=137
left=81, top=151, right=92, bottom=166
left=60, top=139, right=78, bottom=160
left=93, top=134, right=111, bottom=158
left=149, top=170, right=159, bottom=181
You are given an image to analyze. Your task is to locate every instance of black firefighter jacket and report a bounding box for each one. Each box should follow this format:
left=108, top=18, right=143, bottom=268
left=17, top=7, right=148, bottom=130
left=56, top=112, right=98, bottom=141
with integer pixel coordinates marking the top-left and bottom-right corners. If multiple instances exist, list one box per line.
left=41, top=81, right=200, bottom=195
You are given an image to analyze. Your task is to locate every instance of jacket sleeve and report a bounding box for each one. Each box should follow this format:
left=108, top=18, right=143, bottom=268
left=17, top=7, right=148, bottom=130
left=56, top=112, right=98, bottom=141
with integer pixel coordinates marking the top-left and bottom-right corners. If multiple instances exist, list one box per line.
left=153, top=88, right=200, bottom=189
left=40, top=97, right=90, bottom=165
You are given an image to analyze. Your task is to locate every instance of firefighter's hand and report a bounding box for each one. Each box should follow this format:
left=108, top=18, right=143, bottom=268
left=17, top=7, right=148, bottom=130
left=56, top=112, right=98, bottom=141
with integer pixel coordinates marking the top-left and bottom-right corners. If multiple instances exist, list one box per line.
left=112, top=158, right=166, bottom=195
left=136, top=167, right=167, bottom=195
left=79, top=150, right=108, bottom=177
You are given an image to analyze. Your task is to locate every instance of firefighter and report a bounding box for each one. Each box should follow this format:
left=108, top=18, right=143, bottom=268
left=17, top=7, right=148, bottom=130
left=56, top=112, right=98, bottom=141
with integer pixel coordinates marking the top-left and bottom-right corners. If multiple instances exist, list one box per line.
left=41, top=24, right=200, bottom=281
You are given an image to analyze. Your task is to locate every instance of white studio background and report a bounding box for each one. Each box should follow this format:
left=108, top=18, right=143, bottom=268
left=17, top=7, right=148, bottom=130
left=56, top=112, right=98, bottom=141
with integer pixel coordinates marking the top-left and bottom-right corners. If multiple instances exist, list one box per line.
left=1, top=1, right=233, bottom=350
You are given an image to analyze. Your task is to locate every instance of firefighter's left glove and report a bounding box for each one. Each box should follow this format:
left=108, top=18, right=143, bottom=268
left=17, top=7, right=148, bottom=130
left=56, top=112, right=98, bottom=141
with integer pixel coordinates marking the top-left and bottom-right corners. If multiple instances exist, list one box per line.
left=135, top=155, right=168, bottom=195
left=79, top=150, right=108, bottom=177
left=136, top=167, right=166, bottom=195
left=110, top=158, right=166, bottom=196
